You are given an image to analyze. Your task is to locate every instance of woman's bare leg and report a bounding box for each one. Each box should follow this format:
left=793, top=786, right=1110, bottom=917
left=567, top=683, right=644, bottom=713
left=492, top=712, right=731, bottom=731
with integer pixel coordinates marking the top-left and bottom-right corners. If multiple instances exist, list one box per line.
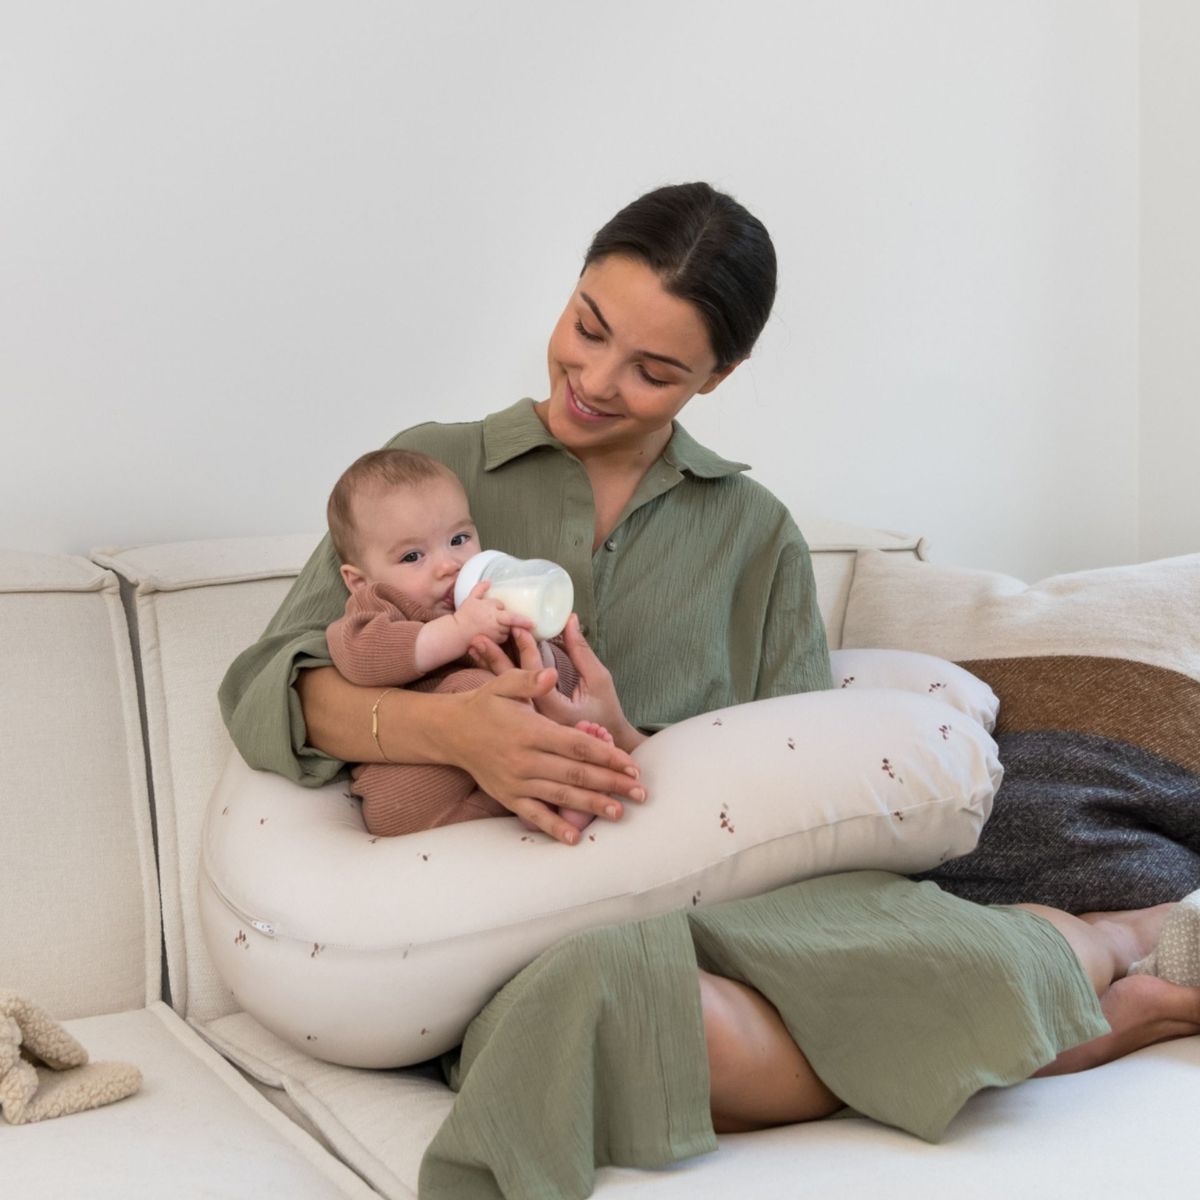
left=1013, top=902, right=1200, bottom=1076
left=1012, top=902, right=1174, bottom=993
left=700, top=901, right=1200, bottom=1130
left=698, top=970, right=841, bottom=1133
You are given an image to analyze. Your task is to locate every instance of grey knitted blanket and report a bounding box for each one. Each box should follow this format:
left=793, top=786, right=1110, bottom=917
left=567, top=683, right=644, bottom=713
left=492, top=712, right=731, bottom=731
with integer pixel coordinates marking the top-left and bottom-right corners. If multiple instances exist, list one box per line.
left=916, top=729, right=1200, bottom=910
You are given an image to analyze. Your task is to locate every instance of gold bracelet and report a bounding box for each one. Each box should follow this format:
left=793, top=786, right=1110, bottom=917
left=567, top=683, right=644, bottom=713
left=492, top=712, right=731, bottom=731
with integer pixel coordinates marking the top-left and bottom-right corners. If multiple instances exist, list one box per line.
left=370, top=688, right=400, bottom=763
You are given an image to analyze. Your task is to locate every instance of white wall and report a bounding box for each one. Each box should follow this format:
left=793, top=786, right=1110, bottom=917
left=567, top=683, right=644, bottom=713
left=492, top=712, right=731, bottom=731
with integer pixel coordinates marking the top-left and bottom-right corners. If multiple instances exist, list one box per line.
left=1139, top=0, right=1200, bottom=563
left=1, top=2, right=1149, bottom=580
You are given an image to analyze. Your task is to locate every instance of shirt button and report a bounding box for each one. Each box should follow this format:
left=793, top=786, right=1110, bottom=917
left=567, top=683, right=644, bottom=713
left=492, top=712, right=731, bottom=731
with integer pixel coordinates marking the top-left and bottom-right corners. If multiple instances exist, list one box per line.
left=604, top=538, right=617, bottom=552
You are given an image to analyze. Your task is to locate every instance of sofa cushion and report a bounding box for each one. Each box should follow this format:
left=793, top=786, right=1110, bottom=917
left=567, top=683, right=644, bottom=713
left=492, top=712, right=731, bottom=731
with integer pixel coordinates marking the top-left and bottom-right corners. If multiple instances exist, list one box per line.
left=799, top=517, right=926, bottom=647
left=4, top=1002, right=376, bottom=1198
left=94, top=535, right=321, bottom=1023
left=199, top=1004, right=1200, bottom=1199
left=842, top=550, right=1200, bottom=909
left=0, top=551, right=159, bottom=1018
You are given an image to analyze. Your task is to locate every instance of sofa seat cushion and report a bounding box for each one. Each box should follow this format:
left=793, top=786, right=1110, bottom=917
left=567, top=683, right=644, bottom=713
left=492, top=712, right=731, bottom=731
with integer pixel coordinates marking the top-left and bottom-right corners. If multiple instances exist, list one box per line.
left=200, top=1009, right=1199, bottom=1199
left=3, top=1002, right=375, bottom=1198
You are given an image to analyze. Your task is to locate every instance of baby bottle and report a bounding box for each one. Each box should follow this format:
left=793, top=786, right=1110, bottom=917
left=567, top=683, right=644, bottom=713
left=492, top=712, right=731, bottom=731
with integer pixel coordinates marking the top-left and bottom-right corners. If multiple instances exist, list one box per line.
left=453, top=550, right=574, bottom=640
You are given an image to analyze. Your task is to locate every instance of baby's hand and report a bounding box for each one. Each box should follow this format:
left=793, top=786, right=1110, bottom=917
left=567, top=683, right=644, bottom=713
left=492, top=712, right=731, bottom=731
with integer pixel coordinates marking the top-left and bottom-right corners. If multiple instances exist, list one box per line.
left=452, top=581, right=533, bottom=644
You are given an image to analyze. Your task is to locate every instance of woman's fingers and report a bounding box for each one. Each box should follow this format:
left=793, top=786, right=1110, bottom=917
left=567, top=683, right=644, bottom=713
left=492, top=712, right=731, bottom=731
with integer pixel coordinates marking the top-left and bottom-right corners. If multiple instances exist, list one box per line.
left=509, top=628, right=549, bottom=671
left=456, top=676, right=645, bottom=811
left=508, top=797, right=592, bottom=846
left=561, top=614, right=609, bottom=680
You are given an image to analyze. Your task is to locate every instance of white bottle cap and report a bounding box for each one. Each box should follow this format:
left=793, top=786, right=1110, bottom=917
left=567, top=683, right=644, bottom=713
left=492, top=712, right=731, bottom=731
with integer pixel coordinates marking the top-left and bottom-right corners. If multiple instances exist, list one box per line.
left=453, top=550, right=504, bottom=610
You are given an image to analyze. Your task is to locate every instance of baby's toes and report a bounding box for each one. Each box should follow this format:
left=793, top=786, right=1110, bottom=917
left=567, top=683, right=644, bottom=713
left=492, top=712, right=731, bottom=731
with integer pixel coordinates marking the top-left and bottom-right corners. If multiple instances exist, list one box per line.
left=575, top=720, right=613, bottom=743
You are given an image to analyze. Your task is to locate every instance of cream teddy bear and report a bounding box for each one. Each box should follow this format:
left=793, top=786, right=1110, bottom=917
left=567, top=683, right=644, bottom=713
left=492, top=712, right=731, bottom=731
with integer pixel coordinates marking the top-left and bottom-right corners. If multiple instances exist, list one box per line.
left=0, top=989, right=141, bottom=1125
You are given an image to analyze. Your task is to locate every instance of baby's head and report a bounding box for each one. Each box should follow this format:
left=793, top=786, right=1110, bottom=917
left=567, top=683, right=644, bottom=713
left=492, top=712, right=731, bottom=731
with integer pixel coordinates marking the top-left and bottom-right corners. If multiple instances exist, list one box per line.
left=328, top=449, right=479, bottom=616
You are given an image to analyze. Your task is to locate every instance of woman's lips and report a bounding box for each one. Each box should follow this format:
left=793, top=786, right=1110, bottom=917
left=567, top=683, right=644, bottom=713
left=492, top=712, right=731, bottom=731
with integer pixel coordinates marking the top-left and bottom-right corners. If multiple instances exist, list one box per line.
left=567, top=379, right=617, bottom=422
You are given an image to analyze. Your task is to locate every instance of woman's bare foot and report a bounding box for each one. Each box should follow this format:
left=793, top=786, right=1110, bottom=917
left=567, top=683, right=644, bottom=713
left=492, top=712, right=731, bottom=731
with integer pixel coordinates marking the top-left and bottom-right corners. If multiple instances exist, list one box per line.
left=1034, top=973, right=1200, bottom=1076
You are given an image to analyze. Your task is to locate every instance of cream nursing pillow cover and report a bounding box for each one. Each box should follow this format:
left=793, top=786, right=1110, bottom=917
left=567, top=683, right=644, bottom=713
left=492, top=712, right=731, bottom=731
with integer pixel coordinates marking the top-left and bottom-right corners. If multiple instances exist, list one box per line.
left=200, top=655, right=1001, bottom=1068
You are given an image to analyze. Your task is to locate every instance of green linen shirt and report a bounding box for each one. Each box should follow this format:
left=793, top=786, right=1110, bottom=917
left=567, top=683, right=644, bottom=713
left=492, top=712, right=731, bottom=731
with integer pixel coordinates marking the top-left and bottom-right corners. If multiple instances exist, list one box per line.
left=219, top=399, right=832, bottom=786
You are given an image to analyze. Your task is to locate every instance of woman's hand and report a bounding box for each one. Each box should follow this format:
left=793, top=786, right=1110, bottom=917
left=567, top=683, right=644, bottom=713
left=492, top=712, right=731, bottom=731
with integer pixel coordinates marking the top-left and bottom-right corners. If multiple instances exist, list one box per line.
left=443, top=665, right=646, bottom=845
left=470, top=616, right=647, bottom=755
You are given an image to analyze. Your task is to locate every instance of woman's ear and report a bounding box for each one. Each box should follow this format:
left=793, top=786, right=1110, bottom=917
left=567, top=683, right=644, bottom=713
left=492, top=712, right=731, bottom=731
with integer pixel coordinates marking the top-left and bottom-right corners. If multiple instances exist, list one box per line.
left=696, top=358, right=745, bottom=395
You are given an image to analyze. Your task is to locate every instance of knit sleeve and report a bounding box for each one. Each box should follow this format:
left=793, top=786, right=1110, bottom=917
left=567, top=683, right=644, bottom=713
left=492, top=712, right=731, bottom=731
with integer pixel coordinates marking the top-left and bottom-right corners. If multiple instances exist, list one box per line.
left=326, top=583, right=426, bottom=687
left=546, top=639, right=581, bottom=698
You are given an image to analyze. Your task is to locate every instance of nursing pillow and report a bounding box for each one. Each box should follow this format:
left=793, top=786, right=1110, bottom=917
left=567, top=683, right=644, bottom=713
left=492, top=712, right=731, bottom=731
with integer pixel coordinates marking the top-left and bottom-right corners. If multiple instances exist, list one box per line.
left=827, top=647, right=999, bottom=731
left=200, top=665, right=1001, bottom=1069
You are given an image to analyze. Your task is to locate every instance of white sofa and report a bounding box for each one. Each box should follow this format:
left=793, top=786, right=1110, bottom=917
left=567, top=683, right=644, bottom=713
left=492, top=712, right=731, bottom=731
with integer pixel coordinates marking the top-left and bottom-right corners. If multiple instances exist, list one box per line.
left=3, top=522, right=1196, bottom=1198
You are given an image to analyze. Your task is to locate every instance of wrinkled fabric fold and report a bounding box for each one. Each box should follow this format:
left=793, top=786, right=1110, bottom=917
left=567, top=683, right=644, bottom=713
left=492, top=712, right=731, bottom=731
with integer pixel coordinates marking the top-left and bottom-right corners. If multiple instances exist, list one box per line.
left=419, top=872, right=1108, bottom=1199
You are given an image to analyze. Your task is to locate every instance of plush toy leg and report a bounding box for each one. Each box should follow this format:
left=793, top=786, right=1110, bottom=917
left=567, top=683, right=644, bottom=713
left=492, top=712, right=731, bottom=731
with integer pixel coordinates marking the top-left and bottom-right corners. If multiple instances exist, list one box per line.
left=0, top=990, right=142, bottom=1125
left=1129, top=890, right=1200, bottom=987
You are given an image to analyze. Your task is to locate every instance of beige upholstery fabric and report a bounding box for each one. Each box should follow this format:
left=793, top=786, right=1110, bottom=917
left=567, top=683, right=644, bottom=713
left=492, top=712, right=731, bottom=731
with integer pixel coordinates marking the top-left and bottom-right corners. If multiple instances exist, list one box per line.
left=95, top=535, right=321, bottom=1023
left=201, top=1004, right=1200, bottom=1199
left=0, top=551, right=159, bottom=1018
left=798, top=519, right=927, bottom=647
left=841, top=549, right=1200, bottom=674
left=4, top=1003, right=377, bottom=1198
left=201, top=1011, right=449, bottom=1200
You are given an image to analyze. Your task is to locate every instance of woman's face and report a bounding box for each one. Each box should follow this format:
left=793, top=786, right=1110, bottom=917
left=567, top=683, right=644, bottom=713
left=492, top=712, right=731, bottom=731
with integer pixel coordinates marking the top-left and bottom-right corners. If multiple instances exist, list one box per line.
left=541, top=255, right=738, bottom=460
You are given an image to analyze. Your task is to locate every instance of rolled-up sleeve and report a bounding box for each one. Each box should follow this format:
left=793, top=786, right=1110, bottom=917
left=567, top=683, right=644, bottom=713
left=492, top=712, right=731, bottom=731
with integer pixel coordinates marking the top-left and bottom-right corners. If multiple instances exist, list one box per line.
left=754, top=531, right=833, bottom=700
left=218, top=534, right=350, bottom=786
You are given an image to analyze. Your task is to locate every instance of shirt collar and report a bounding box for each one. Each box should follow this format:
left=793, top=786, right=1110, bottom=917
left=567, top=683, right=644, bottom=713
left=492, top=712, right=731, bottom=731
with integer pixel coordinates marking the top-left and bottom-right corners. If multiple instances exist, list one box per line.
left=483, top=399, right=749, bottom=479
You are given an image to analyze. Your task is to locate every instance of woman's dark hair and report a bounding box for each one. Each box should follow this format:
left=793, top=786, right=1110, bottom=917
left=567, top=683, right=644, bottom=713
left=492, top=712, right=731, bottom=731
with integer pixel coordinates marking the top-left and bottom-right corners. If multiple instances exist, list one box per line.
left=583, top=182, right=777, bottom=371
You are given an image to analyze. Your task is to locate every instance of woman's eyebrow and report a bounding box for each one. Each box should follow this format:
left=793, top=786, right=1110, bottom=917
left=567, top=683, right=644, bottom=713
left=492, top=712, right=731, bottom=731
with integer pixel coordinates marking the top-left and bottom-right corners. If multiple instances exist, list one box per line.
left=580, top=292, right=694, bottom=373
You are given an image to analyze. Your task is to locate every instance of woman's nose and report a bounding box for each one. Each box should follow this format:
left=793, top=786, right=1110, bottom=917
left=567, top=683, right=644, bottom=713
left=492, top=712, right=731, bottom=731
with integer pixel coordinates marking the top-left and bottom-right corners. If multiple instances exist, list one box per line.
left=580, top=350, right=620, bottom=401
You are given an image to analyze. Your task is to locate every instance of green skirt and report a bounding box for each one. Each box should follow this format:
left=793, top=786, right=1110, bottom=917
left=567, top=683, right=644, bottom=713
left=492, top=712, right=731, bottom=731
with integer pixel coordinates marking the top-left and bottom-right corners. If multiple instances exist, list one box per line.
left=418, top=871, right=1107, bottom=1200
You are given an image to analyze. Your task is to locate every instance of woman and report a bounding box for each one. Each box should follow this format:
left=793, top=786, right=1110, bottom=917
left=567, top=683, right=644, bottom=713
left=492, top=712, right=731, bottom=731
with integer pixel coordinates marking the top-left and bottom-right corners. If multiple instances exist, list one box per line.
left=221, top=181, right=831, bottom=844
left=221, top=184, right=1200, bottom=1196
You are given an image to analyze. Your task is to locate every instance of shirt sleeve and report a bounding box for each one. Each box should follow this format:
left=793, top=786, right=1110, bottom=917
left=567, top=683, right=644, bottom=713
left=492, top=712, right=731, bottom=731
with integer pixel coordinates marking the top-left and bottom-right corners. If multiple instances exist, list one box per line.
left=754, top=530, right=834, bottom=699
left=218, top=534, right=351, bottom=786
left=326, top=582, right=426, bottom=688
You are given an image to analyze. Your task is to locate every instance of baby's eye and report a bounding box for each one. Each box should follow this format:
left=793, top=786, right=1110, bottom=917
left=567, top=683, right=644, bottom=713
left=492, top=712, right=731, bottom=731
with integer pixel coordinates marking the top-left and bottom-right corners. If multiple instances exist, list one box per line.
left=450, top=532, right=473, bottom=547
left=399, top=550, right=421, bottom=564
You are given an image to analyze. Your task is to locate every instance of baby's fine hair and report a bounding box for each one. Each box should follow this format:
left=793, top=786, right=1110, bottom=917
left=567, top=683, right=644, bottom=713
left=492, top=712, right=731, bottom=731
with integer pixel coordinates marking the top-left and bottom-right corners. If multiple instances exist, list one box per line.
left=327, top=448, right=458, bottom=565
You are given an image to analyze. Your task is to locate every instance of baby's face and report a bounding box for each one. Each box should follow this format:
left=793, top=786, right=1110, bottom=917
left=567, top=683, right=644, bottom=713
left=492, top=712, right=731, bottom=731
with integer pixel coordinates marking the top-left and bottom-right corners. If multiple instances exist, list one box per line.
left=348, top=475, right=479, bottom=615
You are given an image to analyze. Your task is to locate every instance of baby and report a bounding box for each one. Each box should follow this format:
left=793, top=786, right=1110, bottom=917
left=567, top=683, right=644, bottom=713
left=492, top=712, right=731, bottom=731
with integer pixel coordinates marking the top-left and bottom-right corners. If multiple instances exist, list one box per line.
left=325, top=448, right=605, bottom=838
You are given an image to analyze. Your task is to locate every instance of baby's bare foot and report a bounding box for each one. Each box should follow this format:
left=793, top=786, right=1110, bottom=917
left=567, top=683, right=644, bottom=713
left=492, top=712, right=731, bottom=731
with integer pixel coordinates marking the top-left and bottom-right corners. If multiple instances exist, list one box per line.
left=575, top=720, right=614, bottom=744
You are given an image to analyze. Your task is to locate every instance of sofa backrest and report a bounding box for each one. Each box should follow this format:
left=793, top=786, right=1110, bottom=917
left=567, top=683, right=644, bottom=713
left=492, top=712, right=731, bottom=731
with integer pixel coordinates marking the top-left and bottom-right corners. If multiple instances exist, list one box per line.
left=0, top=551, right=161, bottom=1018
left=95, top=535, right=319, bottom=1023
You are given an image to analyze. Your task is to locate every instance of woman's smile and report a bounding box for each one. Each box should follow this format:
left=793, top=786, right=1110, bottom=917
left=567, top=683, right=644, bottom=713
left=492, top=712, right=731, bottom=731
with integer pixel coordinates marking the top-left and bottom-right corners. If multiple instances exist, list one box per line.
left=566, top=379, right=620, bottom=422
